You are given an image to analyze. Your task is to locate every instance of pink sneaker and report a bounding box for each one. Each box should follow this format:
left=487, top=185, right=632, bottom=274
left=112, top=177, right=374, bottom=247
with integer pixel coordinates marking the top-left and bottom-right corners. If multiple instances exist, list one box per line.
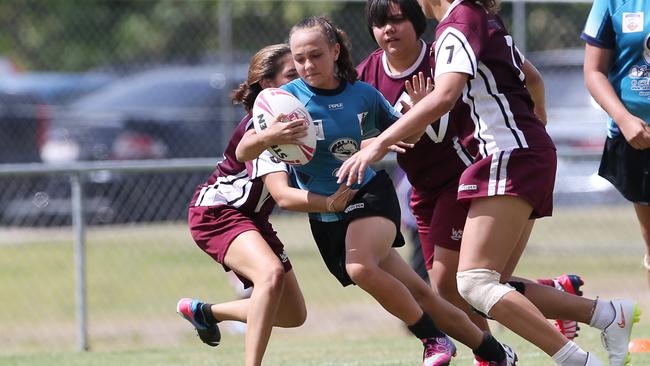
left=176, top=298, right=221, bottom=347
left=422, top=335, right=456, bottom=366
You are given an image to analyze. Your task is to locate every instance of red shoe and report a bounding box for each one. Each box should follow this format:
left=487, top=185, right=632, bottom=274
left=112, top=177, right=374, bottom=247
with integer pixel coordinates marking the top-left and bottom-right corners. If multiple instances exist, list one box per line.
left=537, top=274, right=583, bottom=339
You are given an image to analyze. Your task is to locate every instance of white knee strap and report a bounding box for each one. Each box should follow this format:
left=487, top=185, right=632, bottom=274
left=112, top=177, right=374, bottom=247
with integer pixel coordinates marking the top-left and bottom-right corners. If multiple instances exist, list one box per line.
left=456, top=269, right=515, bottom=316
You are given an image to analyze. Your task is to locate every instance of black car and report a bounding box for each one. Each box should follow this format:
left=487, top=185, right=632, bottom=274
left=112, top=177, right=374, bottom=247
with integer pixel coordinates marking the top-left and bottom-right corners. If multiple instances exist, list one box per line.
left=2, top=64, right=248, bottom=225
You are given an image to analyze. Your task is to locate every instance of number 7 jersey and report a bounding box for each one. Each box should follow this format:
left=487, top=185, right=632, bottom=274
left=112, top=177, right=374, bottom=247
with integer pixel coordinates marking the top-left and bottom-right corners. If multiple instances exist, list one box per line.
left=434, top=0, right=555, bottom=158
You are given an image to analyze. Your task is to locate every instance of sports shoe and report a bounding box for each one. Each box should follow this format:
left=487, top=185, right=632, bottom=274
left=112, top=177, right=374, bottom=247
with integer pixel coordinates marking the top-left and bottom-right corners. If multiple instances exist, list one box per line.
left=422, top=335, right=456, bottom=366
left=176, top=298, right=221, bottom=347
left=538, top=274, right=584, bottom=339
left=584, top=352, right=605, bottom=366
left=473, top=344, right=517, bottom=366
left=601, top=299, right=641, bottom=366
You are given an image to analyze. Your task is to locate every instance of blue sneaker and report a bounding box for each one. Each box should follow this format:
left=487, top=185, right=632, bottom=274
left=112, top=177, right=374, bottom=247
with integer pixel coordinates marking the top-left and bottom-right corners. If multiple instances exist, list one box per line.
left=176, top=298, right=221, bottom=347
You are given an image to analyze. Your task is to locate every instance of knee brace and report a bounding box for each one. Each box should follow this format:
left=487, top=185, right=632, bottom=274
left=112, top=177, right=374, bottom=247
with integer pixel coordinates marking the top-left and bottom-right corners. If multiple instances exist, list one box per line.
left=456, top=269, right=515, bottom=316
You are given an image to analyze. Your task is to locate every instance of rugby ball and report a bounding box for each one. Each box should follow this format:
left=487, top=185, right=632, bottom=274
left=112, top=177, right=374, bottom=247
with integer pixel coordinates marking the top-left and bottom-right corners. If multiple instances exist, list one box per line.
left=252, top=88, right=317, bottom=165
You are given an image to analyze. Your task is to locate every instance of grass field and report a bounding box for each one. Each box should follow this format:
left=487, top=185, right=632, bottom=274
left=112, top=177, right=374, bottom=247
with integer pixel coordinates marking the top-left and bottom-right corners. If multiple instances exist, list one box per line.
left=2, top=205, right=650, bottom=365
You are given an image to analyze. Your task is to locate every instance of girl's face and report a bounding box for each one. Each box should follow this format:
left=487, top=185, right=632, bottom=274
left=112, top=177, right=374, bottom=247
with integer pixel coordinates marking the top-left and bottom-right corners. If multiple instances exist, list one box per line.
left=290, top=28, right=340, bottom=89
left=269, top=54, right=298, bottom=87
left=372, top=3, right=419, bottom=57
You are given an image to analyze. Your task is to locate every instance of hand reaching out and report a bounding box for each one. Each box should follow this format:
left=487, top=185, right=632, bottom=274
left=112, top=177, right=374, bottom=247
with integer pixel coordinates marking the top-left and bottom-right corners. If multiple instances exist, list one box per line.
left=400, top=72, right=433, bottom=113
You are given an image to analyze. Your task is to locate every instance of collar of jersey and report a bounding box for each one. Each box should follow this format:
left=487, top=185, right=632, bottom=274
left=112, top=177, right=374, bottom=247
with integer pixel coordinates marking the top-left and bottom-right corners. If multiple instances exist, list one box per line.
left=304, top=79, right=348, bottom=96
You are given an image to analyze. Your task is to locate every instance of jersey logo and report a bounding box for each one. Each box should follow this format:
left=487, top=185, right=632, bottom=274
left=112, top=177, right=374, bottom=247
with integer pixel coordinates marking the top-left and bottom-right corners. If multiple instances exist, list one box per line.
left=622, top=12, right=643, bottom=33
left=450, top=228, right=463, bottom=241
left=458, top=183, right=478, bottom=192
left=328, top=102, right=344, bottom=110
left=329, top=138, right=358, bottom=161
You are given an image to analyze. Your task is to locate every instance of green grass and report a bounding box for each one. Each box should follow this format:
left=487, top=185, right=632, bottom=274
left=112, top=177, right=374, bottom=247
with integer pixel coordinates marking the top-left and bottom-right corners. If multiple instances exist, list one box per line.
left=2, top=205, right=650, bottom=365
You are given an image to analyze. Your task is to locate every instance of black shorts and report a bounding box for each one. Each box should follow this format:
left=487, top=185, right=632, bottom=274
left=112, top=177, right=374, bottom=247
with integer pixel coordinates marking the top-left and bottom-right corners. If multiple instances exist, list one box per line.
left=599, top=136, right=650, bottom=204
left=309, top=170, right=405, bottom=286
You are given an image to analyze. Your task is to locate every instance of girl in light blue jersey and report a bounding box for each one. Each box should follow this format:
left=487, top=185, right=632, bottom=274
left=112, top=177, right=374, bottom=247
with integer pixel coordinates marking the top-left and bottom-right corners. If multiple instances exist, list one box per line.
left=238, top=15, right=516, bottom=366
left=582, top=0, right=650, bottom=289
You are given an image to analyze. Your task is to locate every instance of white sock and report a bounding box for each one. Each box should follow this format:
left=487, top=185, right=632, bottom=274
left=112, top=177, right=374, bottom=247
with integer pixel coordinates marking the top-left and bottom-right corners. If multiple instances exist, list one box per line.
left=589, top=300, right=615, bottom=330
left=552, top=341, right=589, bottom=366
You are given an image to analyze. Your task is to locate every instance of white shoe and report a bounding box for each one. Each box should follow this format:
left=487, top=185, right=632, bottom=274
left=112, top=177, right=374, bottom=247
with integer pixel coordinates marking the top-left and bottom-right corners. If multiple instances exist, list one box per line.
left=584, top=352, right=604, bottom=366
left=601, top=299, right=641, bottom=366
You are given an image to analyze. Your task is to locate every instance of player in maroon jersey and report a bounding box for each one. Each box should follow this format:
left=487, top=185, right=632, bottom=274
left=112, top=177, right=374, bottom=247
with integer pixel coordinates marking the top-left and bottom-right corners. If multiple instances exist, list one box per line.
left=176, top=44, right=355, bottom=366
left=338, top=0, right=639, bottom=364
left=357, top=1, right=592, bottom=364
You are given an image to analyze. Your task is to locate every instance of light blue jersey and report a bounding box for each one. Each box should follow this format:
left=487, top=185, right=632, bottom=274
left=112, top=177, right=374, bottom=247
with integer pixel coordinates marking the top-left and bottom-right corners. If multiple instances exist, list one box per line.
left=581, top=0, right=650, bottom=138
left=281, top=78, right=401, bottom=222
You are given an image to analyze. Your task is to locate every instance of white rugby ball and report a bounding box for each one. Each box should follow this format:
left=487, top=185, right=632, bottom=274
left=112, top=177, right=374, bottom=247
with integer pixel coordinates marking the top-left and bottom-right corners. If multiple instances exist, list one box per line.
left=252, top=88, right=317, bottom=165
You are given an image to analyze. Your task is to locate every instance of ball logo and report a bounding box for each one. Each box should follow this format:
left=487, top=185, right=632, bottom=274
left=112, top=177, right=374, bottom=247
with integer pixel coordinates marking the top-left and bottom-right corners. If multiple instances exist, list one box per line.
left=286, top=108, right=309, bottom=122
left=329, top=138, right=358, bottom=161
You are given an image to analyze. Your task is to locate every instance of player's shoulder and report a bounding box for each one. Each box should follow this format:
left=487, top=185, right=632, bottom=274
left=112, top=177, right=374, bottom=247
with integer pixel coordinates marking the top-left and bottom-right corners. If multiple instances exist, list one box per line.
left=349, top=80, right=381, bottom=97
left=441, top=0, right=487, bottom=27
left=281, top=79, right=314, bottom=102
left=357, top=48, right=384, bottom=71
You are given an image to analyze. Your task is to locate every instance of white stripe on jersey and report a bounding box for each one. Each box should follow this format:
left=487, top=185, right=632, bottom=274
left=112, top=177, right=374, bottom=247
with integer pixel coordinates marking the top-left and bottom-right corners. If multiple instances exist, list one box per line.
left=487, top=150, right=511, bottom=196
left=197, top=150, right=288, bottom=211
left=434, top=27, right=477, bottom=79
left=505, top=36, right=525, bottom=82
left=463, top=63, right=528, bottom=157
left=451, top=136, right=473, bottom=167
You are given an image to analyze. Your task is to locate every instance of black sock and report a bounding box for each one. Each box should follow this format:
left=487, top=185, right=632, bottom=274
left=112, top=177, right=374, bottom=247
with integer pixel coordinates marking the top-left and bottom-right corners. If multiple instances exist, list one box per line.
left=407, top=313, right=446, bottom=340
left=473, top=332, right=505, bottom=362
left=197, top=303, right=218, bottom=325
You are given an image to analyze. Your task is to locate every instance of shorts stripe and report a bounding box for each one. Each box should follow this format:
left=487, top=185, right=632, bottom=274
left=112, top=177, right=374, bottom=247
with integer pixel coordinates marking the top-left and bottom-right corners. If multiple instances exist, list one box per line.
left=488, top=152, right=500, bottom=196
left=497, top=150, right=511, bottom=194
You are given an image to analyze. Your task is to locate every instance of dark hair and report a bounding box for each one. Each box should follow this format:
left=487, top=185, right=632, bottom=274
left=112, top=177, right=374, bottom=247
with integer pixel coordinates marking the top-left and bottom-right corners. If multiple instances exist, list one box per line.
left=475, top=0, right=500, bottom=13
left=289, top=16, right=358, bottom=84
left=366, top=0, right=427, bottom=42
left=231, top=43, right=291, bottom=112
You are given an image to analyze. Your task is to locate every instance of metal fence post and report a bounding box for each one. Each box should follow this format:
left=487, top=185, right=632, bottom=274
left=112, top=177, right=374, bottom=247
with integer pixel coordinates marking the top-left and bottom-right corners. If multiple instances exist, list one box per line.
left=70, top=172, right=88, bottom=351
left=512, top=0, right=527, bottom=54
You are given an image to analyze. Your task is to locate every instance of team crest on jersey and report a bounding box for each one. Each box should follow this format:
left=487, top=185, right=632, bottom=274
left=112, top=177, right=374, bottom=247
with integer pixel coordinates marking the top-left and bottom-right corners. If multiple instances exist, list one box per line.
left=622, top=12, right=643, bottom=33
left=329, top=138, right=358, bottom=161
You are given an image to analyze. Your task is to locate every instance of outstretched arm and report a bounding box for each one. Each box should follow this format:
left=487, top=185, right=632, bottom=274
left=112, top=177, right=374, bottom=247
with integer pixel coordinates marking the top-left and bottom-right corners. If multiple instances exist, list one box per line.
left=337, top=71, right=468, bottom=186
left=263, top=171, right=356, bottom=213
left=584, top=44, right=650, bottom=150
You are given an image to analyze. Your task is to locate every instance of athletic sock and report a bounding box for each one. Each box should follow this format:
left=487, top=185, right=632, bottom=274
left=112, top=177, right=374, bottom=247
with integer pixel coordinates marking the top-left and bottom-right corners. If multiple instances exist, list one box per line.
left=196, top=303, right=218, bottom=325
left=551, top=341, right=589, bottom=366
left=473, top=332, right=506, bottom=362
left=407, top=313, right=445, bottom=339
left=589, top=300, right=615, bottom=330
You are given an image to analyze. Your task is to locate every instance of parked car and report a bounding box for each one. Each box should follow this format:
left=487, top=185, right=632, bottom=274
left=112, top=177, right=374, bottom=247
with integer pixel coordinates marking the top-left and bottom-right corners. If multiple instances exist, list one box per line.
left=2, top=64, right=248, bottom=225
left=0, top=91, right=46, bottom=163
left=0, top=71, right=114, bottom=107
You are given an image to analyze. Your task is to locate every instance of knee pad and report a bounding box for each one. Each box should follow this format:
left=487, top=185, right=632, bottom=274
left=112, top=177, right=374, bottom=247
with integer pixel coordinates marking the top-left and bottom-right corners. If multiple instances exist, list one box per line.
left=457, top=269, right=515, bottom=316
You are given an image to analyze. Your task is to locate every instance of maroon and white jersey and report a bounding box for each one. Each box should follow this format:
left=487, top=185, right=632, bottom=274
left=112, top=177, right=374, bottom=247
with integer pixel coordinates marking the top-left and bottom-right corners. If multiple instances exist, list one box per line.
left=190, top=113, right=289, bottom=219
left=434, top=0, right=555, bottom=158
left=357, top=40, right=473, bottom=193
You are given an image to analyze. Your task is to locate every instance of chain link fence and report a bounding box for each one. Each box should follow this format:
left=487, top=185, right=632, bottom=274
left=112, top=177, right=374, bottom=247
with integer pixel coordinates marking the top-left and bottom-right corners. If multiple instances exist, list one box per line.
left=0, top=0, right=645, bottom=355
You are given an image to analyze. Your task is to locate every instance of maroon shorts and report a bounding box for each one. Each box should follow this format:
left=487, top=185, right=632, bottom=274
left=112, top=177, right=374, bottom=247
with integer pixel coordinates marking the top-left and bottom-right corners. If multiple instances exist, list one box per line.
left=188, top=205, right=292, bottom=288
left=457, top=148, right=556, bottom=219
left=411, top=183, right=468, bottom=270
